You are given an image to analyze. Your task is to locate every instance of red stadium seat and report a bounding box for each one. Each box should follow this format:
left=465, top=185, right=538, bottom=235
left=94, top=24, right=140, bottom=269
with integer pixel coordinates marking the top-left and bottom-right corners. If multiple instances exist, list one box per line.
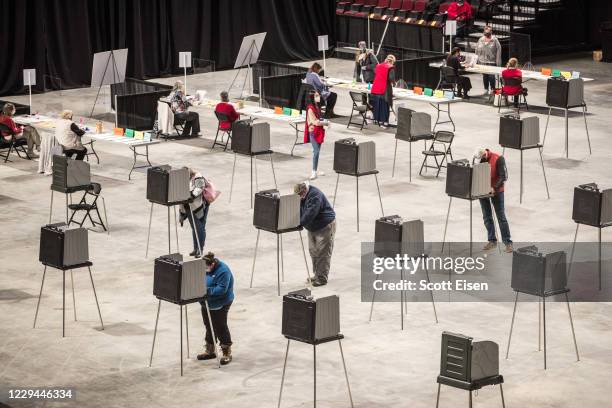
left=345, top=0, right=366, bottom=15
left=438, top=2, right=451, bottom=13
left=413, top=0, right=426, bottom=12
left=384, top=0, right=403, bottom=15
left=336, top=0, right=354, bottom=15
left=354, top=0, right=378, bottom=17
left=373, top=0, right=391, bottom=15
left=395, top=0, right=415, bottom=18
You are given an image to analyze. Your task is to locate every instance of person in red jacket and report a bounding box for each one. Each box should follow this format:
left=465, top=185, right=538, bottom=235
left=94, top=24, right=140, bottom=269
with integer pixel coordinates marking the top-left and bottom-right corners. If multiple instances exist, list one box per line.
left=501, top=58, right=526, bottom=107
left=304, top=91, right=328, bottom=180
left=474, top=148, right=513, bottom=253
left=370, top=54, right=396, bottom=128
left=214, top=91, right=239, bottom=131
left=0, top=103, right=41, bottom=157
left=447, top=0, right=473, bottom=37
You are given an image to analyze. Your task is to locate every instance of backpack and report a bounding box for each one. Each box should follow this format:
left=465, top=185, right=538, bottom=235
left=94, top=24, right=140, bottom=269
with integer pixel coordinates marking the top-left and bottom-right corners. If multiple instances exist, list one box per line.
left=202, top=176, right=221, bottom=203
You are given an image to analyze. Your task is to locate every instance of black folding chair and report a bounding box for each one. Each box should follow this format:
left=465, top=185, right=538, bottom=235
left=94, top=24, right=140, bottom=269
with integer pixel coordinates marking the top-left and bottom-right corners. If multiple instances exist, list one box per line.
left=438, top=66, right=459, bottom=96
left=213, top=111, right=233, bottom=151
left=158, top=100, right=185, bottom=140
left=347, top=91, right=371, bottom=130
left=82, top=138, right=100, bottom=164
left=419, top=130, right=454, bottom=177
left=498, top=76, right=529, bottom=114
left=67, top=182, right=110, bottom=233
left=0, top=123, right=31, bottom=162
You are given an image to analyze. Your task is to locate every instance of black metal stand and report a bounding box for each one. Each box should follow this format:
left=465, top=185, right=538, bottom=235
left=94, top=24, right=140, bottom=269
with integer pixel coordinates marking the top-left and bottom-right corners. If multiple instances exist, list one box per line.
left=148, top=298, right=221, bottom=376
left=568, top=223, right=608, bottom=291
left=229, top=150, right=277, bottom=209
left=506, top=289, right=579, bottom=370
left=502, top=144, right=550, bottom=204
left=277, top=335, right=354, bottom=408
left=333, top=170, right=384, bottom=231
left=145, top=201, right=200, bottom=259
left=33, top=261, right=104, bottom=338
left=543, top=103, right=591, bottom=158
left=251, top=226, right=312, bottom=296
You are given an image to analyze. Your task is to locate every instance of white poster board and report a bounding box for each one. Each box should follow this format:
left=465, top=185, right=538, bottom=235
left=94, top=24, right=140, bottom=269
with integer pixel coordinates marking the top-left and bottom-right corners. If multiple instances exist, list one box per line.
left=179, top=52, right=192, bottom=68
left=91, top=48, right=128, bottom=87
left=318, top=35, right=329, bottom=51
left=233, top=32, right=267, bottom=69
left=445, top=21, right=457, bottom=36
left=23, top=69, right=36, bottom=86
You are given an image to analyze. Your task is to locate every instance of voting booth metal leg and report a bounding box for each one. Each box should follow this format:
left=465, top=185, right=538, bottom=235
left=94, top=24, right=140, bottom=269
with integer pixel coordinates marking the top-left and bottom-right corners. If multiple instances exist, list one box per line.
left=543, top=295, right=547, bottom=369
left=409, top=141, right=412, bottom=182
left=167, top=207, right=171, bottom=254
left=583, top=104, right=592, bottom=154
left=185, top=306, right=189, bottom=358
left=277, top=339, right=290, bottom=408
left=392, top=139, right=398, bottom=178
left=400, top=269, right=405, bottom=330
left=62, top=270, right=66, bottom=337
left=539, top=147, right=551, bottom=200
left=280, top=235, right=285, bottom=282
left=505, top=291, right=518, bottom=359
left=145, top=202, right=154, bottom=258
left=543, top=107, right=552, bottom=146
left=49, top=190, right=53, bottom=224
left=598, top=227, right=602, bottom=291
left=276, top=234, right=281, bottom=296
left=70, top=270, right=77, bottom=321
left=65, top=193, right=69, bottom=224
left=425, top=264, right=438, bottom=323
left=174, top=206, right=179, bottom=253
left=250, top=156, right=254, bottom=209
left=333, top=173, right=340, bottom=208
left=88, top=266, right=104, bottom=330
left=564, top=108, right=569, bottom=158
left=229, top=153, right=237, bottom=203
left=375, top=173, right=384, bottom=217
left=299, top=231, right=313, bottom=285
left=204, top=300, right=222, bottom=368
left=520, top=150, right=523, bottom=204
left=33, top=266, right=47, bottom=328
left=313, top=345, right=317, bottom=407
left=250, top=230, right=260, bottom=288
left=189, top=207, right=201, bottom=257
left=356, top=177, right=360, bottom=232
left=469, top=200, right=473, bottom=257
left=338, top=338, right=355, bottom=408
left=180, top=305, right=183, bottom=376
left=565, top=292, right=580, bottom=362
left=441, top=197, right=452, bottom=254
left=254, top=155, right=259, bottom=193
left=149, top=300, right=161, bottom=367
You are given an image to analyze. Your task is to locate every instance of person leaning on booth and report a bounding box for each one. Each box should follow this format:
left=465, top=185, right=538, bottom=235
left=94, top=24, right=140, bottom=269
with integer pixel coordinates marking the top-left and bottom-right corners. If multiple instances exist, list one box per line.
left=169, top=80, right=201, bottom=137
left=55, top=110, right=87, bottom=160
left=370, top=54, right=396, bottom=128
left=474, top=148, right=513, bottom=253
left=179, top=168, right=210, bottom=258
left=197, top=252, right=235, bottom=365
left=294, top=182, right=336, bottom=287
left=501, top=58, right=526, bottom=108
left=214, top=91, right=239, bottom=131
left=305, top=62, right=338, bottom=119
left=0, top=103, right=41, bottom=157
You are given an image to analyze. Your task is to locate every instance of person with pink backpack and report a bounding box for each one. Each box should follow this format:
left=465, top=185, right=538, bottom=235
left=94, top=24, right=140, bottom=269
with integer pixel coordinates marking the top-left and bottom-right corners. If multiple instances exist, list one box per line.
left=179, top=168, right=220, bottom=257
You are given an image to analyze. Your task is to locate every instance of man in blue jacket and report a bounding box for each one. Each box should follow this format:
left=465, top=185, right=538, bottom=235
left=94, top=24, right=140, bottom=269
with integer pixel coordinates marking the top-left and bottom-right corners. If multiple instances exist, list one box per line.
left=294, top=182, right=337, bottom=286
left=197, top=252, right=235, bottom=365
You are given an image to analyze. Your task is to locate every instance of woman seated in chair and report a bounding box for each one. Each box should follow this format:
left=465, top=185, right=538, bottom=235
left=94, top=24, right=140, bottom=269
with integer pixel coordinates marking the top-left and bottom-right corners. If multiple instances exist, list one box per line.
left=169, top=80, right=201, bottom=137
left=0, top=103, right=41, bottom=157
left=55, top=110, right=87, bottom=160
left=214, top=91, right=239, bottom=131
left=501, top=58, right=526, bottom=107
left=446, top=48, right=472, bottom=99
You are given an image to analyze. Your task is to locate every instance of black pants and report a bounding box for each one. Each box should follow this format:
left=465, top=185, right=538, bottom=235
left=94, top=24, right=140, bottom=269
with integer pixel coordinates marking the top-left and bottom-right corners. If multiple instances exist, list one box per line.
left=323, top=92, right=337, bottom=117
left=200, top=301, right=232, bottom=346
left=175, top=111, right=200, bottom=136
left=457, top=76, right=472, bottom=96
left=64, top=148, right=87, bottom=160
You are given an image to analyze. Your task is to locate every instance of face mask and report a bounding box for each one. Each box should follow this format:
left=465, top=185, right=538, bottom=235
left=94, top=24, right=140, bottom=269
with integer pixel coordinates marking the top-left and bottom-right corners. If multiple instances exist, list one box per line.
left=484, top=32, right=492, bottom=38
left=314, top=96, right=321, bottom=103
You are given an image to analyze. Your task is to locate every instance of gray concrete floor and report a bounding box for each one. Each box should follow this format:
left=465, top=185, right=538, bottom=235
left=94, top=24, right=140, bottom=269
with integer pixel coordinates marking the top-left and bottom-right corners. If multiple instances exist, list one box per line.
left=1, top=55, right=612, bottom=408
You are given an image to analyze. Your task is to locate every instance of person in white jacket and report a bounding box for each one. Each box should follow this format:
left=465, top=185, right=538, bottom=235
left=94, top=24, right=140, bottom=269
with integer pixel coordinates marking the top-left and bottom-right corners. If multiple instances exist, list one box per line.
left=179, top=168, right=210, bottom=257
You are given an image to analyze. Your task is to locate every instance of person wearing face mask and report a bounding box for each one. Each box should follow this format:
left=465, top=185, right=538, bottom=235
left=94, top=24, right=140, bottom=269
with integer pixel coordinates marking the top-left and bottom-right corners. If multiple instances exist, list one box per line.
left=474, top=148, right=513, bottom=253
left=354, top=41, right=378, bottom=84
left=305, top=91, right=328, bottom=180
left=447, top=0, right=473, bottom=38
left=196, top=252, right=235, bottom=365
left=475, top=25, right=502, bottom=96
left=305, top=62, right=339, bottom=119
left=370, top=54, right=397, bottom=128
left=169, top=80, right=200, bottom=137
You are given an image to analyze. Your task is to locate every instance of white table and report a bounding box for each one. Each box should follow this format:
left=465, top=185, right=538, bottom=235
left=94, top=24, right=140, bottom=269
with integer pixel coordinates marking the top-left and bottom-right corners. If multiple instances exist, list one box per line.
left=429, top=62, right=595, bottom=82
left=15, top=115, right=58, bottom=175
left=86, top=133, right=160, bottom=179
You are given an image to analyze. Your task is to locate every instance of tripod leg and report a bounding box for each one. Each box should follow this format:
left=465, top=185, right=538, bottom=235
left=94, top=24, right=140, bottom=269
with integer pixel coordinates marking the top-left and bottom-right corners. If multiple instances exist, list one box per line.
left=167, top=206, right=171, bottom=254
left=180, top=305, right=183, bottom=376
left=229, top=153, right=237, bottom=203
left=543, top=295, right=547, bottom=369
left=539, top=147, right=550, bottom=199
left=567, top=224, right=579, bottom=279
left=205, top=300, right=222, bottom=368
left=174, top=206, right=179, bottom=253
left=250, top=229, right=261, bottom=288
left=63, top=270, right=66, bottom=338
left=277, top=234, right=281, bottom=296
left=369, top=284, right=377, bottom=322
left=506, top=291, right=518, bottom=359
left=299, top=230, right=312, bottom=284
left=565, top=292, right=580, bottom=361
left=149, top=300, right=161, bottom=367
left=543, top=107, right=552, bottom=146
left=333, top=173, right=340, bottom=208
left=88, top=266, right=104, bottom=330
left=583, top=104, right=591, bottom=155
left=356, top=176, right=359, bottom=232
left=145, top=202, right=154, bottom=258
left=280, top=234, right=285, bottom=282
left=49, top=190, right=54, bottom=224
left=70, top=270, right=77, bottom=321
left=425, top=264, right=438, bottom=323
left=375, top=173, right=384, bottom=217
left=441, top=197, right=452, bottom=254
left=539, top=297, right=542, bottom=351
left=270, top=152, right=278, bottom=189
left=338, top=339, right=355, bottom=408
left=392, top=139, right=398, bottom=178
left=500, top=384, right=506, bottom=408
left=313, top=344, right=317, bottom=408
left=435, top=384, right=441, bottom=408
left=185, top=305, right=189, bottom=358
left=277, top=339, right=290, bottom=408
left=33, top=266, right=47, bottom=328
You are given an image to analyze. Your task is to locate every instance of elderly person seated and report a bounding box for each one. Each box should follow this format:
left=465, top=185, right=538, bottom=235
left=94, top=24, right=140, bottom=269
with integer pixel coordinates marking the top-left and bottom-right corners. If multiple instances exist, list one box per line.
left=55, top=110, right=87, bottom=160
left=214, top=91, right=239, bottom=131
left=169, top=80, right=201, bottom=137
left=305, top=63, right=338, bottom=119
left=0, top=103, right=41, bottom=157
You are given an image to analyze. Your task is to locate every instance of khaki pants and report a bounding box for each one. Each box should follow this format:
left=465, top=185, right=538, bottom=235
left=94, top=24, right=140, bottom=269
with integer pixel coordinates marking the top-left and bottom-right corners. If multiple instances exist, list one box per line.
left=14, top=125, right=41, bottom=153
left=308, top=220, right=336, bottom=281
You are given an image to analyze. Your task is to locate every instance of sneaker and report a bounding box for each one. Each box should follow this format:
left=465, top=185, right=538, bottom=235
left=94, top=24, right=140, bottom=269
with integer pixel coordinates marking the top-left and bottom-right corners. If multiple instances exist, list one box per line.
left=189, top=250, right=201, bottom=258
left=482, top=241, right=497, bottom=251
left=505, top=243, right=514, bottom=253
left=197, top=343, right=216, bottom=360
left=312, top=277, right=328, bottom=287
left=317, top=170, right=325, bottom=177
left=306, top=276, right=316, bottom=284
left=309, top=171, right=317, bottom=180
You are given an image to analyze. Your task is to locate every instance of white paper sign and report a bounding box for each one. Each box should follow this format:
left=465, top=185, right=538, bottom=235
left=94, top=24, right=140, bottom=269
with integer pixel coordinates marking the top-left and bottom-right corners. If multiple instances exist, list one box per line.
left=318, top=35, right=329, bottom=52
left=445, top=21, right=457, bottom=36
left=179, top=52, right=192, bottom=68
left=23, top=69, right=36, bottom=86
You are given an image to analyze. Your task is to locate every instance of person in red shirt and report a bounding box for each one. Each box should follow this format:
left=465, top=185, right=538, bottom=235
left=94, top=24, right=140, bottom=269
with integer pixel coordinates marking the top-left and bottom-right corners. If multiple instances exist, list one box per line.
left=214, top=91, right=239, bottom=131
left=501, top=58, right=525, bottom=107
left=0, top=103, right=41, bottom=157
left=447, top=0, right=473, bottom=37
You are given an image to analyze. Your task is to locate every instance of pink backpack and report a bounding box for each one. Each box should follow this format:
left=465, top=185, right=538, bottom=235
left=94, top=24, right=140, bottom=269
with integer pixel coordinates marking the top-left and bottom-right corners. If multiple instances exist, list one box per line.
left=203, top=177, right=221, bottom=203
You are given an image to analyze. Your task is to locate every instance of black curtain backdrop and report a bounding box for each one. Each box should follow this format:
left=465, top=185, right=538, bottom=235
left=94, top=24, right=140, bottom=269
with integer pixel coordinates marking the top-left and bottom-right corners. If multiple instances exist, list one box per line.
left=0, top=0, right=335, bottom=96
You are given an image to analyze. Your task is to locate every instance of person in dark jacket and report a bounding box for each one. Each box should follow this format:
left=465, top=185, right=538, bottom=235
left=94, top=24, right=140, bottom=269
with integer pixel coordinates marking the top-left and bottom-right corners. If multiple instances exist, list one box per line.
left=354, top=41, right=378, bottom=84
left=294, top=182, right=336, bottom=286
left=305, top=62, right=338, bottom=119
left=446, top=47, right=472, bottom=98
left=475, top=148, right=513, bottom=253
left=197, top=252, right=235, bottom=365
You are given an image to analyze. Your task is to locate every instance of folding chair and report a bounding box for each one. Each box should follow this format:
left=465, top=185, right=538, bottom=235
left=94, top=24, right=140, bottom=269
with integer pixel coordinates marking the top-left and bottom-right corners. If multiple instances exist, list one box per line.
left=498, top=77, right=529, bottom=114
left=82, top=139, right=100, bottom=164
left=419, top=130, right=454, bottom=177
left=213, top=111, right=233, bottom=151
left=438, top=66, right=459, bottom=96
left=67, top=182, right=110, bottom=233
left=0, top=123, right=31, bottom=162
left=347, top=91, right=371, bottom=130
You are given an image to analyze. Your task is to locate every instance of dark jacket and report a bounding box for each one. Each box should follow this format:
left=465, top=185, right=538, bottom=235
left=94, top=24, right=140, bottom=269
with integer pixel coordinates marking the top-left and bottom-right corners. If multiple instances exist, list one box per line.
left=205, top=260, right=235, bottom=310
left=446, top=54, right=462, bottom=75
left=354, top=52, right=378, bottom=83
left=300, top=185, right=336, bottom=232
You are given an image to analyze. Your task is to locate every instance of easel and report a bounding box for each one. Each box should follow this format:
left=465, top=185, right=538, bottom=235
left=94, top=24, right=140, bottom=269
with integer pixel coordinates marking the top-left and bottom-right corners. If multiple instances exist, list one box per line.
left=90, top=50, right=122, bottom=118
left=250, top=226, right=312, bottom=296
left=228, top=33, right=267, bottom=100
left=228, top=150, right=278, bottom=209
left=502, top=144, right=550, bottom=204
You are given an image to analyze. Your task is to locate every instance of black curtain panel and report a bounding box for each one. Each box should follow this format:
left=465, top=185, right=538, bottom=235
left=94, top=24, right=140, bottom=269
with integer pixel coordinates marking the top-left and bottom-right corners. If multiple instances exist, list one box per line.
left=0, top=0, right=335, bottom=97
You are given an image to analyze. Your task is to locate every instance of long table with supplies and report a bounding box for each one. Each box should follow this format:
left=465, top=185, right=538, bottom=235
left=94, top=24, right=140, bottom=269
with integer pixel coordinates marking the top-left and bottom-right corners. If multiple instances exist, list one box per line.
left=326, top=77, right=463, bottom=130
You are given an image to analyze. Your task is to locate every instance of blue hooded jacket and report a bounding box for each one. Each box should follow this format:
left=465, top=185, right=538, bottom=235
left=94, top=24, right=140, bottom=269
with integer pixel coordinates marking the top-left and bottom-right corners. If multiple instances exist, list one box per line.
left=204, top=260, right=235, bottom=310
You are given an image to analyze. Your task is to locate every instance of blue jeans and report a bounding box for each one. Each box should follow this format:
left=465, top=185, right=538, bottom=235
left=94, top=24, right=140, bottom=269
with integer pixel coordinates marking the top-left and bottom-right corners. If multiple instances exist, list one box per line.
left=481, top=63, right=497, bottom=91
left=310, top=132, right=321, bottom=171
left=187, top=203, right=210, bottom=252
left=479, top=192, right=512, bottom=244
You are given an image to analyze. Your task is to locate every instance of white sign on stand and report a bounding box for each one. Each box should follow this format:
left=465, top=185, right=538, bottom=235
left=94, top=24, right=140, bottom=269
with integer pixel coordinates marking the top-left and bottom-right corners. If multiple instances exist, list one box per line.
left=444, top=21, right=457, bottom=52
left=179, top=51, right=192, bottom=95
left=318, top=35, right=329, bottom=74
left=23, top=69, right=36, bottom=114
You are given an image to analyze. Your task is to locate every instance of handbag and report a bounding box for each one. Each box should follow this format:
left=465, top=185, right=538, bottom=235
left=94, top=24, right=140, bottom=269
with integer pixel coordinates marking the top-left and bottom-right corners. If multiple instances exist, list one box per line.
left=202, top=177, right=221, bottom=203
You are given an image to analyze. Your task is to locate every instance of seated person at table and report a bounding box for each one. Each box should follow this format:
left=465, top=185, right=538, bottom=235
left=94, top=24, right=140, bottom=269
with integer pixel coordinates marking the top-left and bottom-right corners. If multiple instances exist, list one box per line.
left=0, top=103, right=41, bottom=157
left=501, top=58, right=526, bottom=107
left=214, top=91, right=239, bottom=131
left=446, top=47, right=472, bottom=99
left=55, top=110, right=87, bottom=160
left=169, top=80, right=201, bottom=137
left=305, top=62, right=338, bottom=119
left=447, top=0, right=473, bottom=37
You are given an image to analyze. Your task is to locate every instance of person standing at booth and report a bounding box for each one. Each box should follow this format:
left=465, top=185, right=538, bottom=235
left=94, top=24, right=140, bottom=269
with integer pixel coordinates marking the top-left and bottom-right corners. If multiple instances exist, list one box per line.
left=304, top=91, right=328, bottom=180
left=474, top=148, right=513, bottom=253
left=370, top=54, right=396, bottom=128
left=179, top=168, right=210, bottom=258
